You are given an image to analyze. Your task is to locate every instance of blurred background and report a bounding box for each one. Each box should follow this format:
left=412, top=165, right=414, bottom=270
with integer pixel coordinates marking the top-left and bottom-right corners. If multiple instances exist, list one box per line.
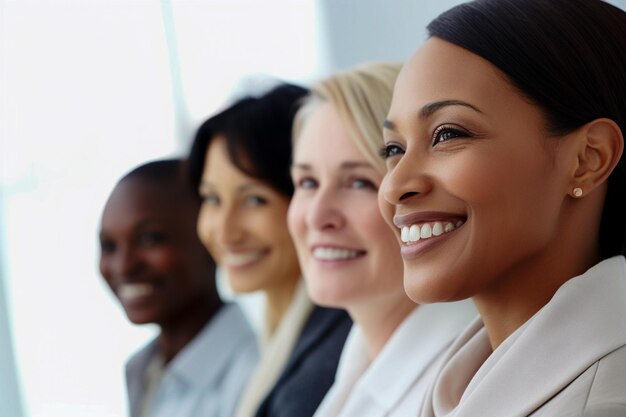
left=1, top=0, right=625, bottom=416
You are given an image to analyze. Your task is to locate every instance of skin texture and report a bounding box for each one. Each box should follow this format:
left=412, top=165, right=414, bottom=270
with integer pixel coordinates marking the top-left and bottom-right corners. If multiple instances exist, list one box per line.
left=289, top=102, right=414, bottom=357
left=379, top=37, right=620, bottom=348
left=99, top=177, right=220, bottom=362
left=197, top=136, right=300, bottom=333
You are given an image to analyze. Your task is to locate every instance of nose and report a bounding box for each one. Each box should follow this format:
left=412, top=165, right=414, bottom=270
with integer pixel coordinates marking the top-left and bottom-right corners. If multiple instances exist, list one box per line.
left=380, top=150, right=432, bottom=206
left=198, top=203, right=245, bottom=250
left=306, top=185, right=345, bottom=231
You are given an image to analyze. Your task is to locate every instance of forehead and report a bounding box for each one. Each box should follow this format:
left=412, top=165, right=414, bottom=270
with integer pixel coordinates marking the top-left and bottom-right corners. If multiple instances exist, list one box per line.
left=101, top=179, right=191, bottom=229
left=295, top=102, right=366, bottom=164
left=390, top=37, right=515, bottom=120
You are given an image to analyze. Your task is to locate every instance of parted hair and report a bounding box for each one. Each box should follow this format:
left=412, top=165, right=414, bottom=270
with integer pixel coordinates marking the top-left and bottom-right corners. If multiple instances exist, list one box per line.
left=293, top=62, right=402, bottom=175
left=188, top=83, right=308, bottom=198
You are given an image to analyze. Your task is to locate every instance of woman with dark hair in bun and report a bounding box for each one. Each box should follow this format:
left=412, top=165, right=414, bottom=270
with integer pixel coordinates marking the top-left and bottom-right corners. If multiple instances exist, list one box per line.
left=379, top=0, right=626, bottom=415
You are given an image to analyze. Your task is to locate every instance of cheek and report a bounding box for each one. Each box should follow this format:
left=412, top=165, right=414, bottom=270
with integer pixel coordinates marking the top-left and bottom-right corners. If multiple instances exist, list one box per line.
left=436, top=151, right=523, bottom=206
left=287, top=199, right=308, bottom=250
left=98, top=258, right=113, bottom=284
left=145, top=248, right=179, bottom=273
left=369, top=210, right=403, bottom=267
left=377, top=185, right=396, bottom=231
left=260, top=204, right=291, bottom=241
left=196, top=207, right=216, bottom=249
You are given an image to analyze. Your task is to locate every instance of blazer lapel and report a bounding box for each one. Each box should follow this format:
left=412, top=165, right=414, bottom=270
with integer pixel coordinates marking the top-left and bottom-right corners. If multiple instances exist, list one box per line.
left=279, top=307, right=351, bottom=378
left=458, top=256, right=626, bottom=417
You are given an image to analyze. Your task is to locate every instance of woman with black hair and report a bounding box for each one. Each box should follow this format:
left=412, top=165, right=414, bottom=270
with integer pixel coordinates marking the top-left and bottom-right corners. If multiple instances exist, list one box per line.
left=378, top=0, right=626, bottom=415
left=188, top=83, right=352, bottom=417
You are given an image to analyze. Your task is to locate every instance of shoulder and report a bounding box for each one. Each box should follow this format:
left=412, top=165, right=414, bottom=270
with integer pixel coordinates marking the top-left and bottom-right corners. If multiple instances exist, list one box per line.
left=125, top=337, right=159, bottom=377
left=585, top=345, right=626, bottom=408
left=538, top=345, right=626, bottom=417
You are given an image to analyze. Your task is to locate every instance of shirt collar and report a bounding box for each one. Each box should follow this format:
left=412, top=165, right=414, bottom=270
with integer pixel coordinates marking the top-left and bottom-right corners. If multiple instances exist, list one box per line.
left=356, top=300, right=477, bottom=411
left=164, top=303, right=255, bottom=389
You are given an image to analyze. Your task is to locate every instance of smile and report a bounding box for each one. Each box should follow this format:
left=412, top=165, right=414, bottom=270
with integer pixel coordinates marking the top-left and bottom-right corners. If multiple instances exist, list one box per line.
left=222, top=250, right=268, bottom=267
left=312, top=247, right=365, bottom=261
left=399, top=220, right=465, bottom=243
left=118, top=283, right=154, bottom=302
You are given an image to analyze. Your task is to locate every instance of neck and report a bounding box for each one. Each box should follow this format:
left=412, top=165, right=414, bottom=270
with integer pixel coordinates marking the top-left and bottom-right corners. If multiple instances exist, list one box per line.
left=475, top=197, right=603, bottom=349
left=265, top=278, right=299, bottom=337
left=158, top=293, right=223, bottom=363
left=349, top=293, right=417, bottom=359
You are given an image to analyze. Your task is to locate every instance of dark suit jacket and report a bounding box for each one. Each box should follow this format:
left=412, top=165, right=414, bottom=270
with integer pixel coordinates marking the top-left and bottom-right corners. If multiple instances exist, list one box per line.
left=253, top=306, right=352, bottom=417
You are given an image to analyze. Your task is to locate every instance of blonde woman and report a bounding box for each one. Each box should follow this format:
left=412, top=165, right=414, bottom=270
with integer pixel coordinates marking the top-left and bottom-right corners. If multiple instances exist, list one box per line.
left=288, top=63, right=476, bottom=417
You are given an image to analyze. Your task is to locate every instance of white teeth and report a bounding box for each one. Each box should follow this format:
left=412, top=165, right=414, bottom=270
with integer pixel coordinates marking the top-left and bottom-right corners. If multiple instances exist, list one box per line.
left=401, top=227, right=409, bottom=243
left=118, top=283, right=154, bottom=301
left=399, top=219, right=465, bottom=243
left=223, top=251, right=266, bottom=267
left=313, top=247, right=361, bottom=261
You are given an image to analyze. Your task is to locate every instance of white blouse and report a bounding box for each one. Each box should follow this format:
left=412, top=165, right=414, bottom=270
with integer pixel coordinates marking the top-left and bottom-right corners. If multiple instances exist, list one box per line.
left=314, top=300, right=477, bottom=417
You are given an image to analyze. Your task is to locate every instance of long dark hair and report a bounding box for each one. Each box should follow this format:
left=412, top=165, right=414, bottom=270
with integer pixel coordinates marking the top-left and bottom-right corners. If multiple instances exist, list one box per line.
left=428, top=0, right=626, bottom=257
left=187, top=83, right=308, bottom=198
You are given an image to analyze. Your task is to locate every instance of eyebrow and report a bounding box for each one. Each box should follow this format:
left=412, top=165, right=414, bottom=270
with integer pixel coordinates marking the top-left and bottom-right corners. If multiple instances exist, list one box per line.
left=198, top=181, right=264, bottom=194
left=291, top=161, right=375, bottom=170
left=383, top=99, right=483, bottom=131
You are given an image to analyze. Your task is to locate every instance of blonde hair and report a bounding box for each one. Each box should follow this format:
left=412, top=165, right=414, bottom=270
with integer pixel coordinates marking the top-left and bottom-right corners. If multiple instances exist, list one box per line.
left=294, top=62, right=402, bottom=174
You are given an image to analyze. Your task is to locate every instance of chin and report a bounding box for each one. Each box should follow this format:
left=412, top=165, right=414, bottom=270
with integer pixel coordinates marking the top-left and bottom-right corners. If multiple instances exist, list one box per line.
left=403, top=272, right=463, bottom=304
left=308, top=284, right=350, bottom=309
left=125, top=313, right=157, bottom=326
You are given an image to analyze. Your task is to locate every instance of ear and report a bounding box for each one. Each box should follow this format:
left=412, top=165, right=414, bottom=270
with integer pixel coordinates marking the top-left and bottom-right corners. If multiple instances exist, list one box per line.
left=569, top=118, right=624, bottom=197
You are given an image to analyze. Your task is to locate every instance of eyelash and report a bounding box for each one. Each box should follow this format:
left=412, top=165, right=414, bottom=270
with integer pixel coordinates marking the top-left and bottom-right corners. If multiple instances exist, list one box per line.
left=201, top=194, right=219, bottom=205
left=380, top=124, right=472, bottom=159
left=200, top=193, right=267, bottom=207
left=350, top=178, right=377, bottom=191
left=295, top=176, right=376, bottom=191
left=296, top=177, right=317, bottom=190
left=245, top=195, right=267, bottom=206
left=432, top=125, right=471, bottom=145
left=139, top=231, right=164, bottom=246
left=379, top=143, right=405, bottom=160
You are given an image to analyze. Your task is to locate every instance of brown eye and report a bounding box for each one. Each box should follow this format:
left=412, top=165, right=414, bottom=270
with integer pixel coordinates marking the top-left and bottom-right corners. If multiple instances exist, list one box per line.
left=379, top=143, right=405, bottom=159
left=432, top=125, right=471, bottom=146
left=100, top=239, right=116, bottom=254
left=245, top=195, right=267, bottom=206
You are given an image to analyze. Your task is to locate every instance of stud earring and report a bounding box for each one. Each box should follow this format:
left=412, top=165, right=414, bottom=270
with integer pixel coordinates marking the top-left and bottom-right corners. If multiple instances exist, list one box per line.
left=572, top=187, right=583, bottom=198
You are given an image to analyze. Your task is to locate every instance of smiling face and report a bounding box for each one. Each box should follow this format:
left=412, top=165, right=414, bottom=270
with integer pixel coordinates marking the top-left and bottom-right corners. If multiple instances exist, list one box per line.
left=196, top=135, right=300, bottom=294
left=288, top=102, right=404, bottom=309
left=379, top=37, right=574, bottom=304
left=99, top=178, right=214, bottom=326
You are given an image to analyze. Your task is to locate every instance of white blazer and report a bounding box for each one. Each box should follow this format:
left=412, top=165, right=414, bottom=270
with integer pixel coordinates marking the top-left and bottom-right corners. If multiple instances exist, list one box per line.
left=420, top=256, right=626, bottom=417
left=314, top=300, right=477, bottom=417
